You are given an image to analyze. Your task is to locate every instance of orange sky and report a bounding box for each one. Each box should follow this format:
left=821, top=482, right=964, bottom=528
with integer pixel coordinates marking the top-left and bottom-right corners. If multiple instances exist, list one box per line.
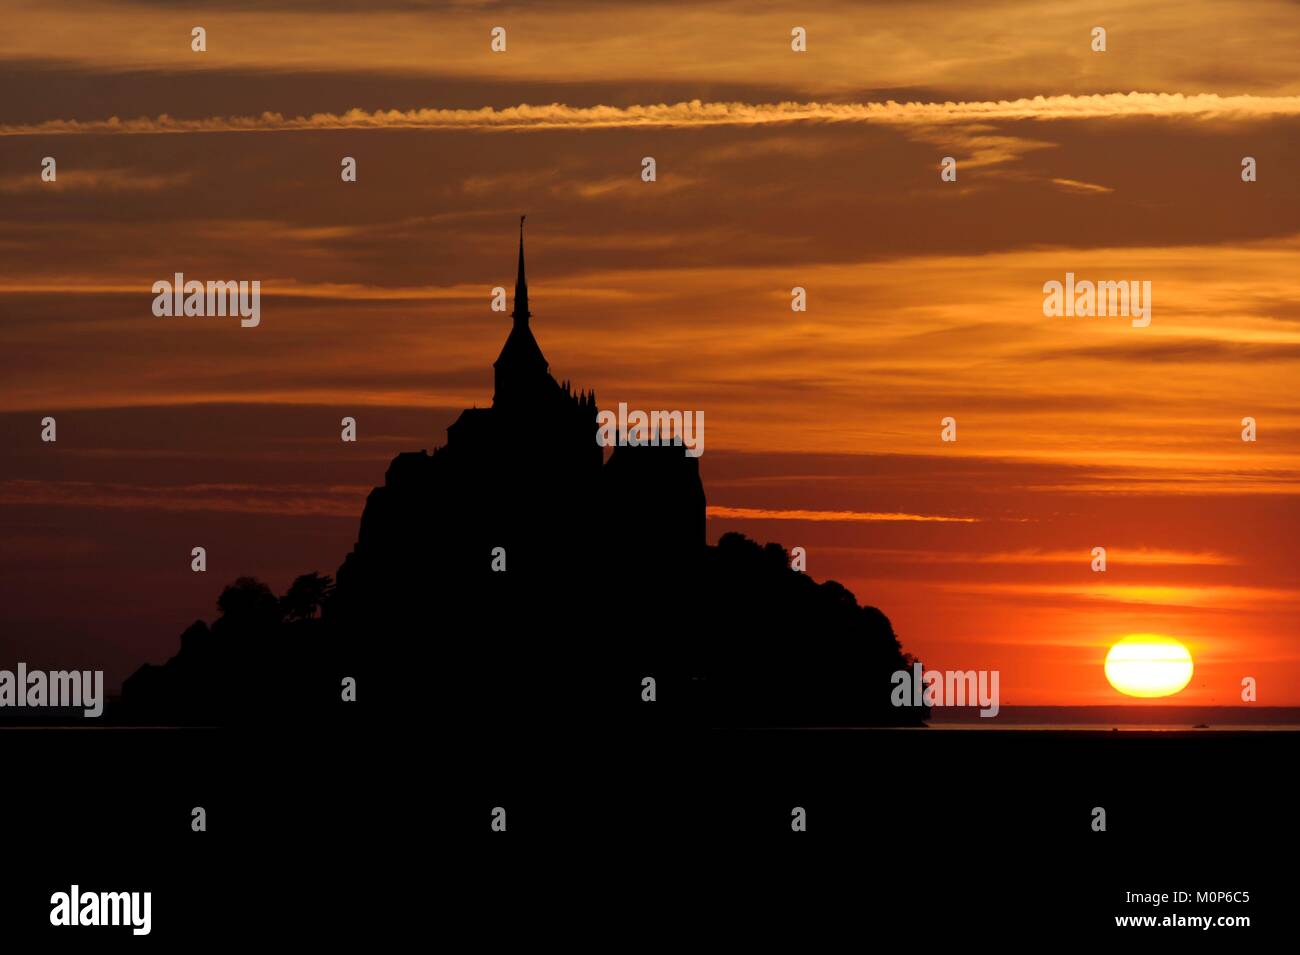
left=1, top=0, right=1298, bottom=704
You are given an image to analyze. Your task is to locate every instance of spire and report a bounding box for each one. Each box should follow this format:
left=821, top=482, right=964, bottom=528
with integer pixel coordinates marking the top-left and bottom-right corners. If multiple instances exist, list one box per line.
left=512, top=214, right=530, bottom=324
left=493, top=216, right=549, bottom=406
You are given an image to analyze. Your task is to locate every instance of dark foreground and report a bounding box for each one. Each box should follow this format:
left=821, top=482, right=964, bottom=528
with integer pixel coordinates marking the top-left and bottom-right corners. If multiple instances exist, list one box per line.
left=0, top=724, right=1292, bottom=943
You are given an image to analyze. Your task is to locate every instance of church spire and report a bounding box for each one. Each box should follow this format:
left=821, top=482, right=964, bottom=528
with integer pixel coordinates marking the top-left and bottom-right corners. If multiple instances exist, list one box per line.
left=512, top=214, right=530, bottom=324
left=493, top=216, right=549, bottom=407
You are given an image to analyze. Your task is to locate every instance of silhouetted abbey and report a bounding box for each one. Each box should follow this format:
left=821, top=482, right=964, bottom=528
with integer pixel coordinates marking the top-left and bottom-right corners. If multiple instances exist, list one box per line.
left=121, top=221, right=923, bottom=729
left=331, top=218, right=704, bottom=624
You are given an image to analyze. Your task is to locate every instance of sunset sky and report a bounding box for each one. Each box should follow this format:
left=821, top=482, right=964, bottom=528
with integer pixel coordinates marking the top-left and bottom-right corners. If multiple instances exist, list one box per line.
left=2, top=0, right=1298, bottom=705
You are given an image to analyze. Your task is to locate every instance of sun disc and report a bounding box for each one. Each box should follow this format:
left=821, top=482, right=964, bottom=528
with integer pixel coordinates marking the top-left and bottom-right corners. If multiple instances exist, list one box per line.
left=1104, top=634, right=1193, bottom=698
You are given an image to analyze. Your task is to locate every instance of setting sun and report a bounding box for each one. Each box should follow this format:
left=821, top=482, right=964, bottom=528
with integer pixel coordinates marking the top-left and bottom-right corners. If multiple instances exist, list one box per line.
left=1104, top=634, right=1195, bottom=698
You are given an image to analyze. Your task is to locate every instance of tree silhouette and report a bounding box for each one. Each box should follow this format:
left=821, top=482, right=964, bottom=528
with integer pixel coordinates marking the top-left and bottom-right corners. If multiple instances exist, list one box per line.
left=281, top=572, right=334, bottom=622
left=215, top=577, right=279, bottom=630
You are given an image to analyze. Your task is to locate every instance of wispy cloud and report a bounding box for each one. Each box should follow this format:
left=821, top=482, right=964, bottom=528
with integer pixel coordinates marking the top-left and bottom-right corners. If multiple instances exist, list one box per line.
left=946, top=581, right=1300, bottom=609
left=0, top=168, right=192, bottom=193
left=848, top=547, right=1241, bottom=566
left=708, top=505, right=979, bottom=523
left=1050, top=177, right=1114, bottom=194
left=6, top=93, right=1300, bottom=137
left=0, top=479, right=368, bottom=517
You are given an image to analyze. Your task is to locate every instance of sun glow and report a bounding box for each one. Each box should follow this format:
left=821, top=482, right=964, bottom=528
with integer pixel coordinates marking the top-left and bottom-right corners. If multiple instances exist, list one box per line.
left=1104, top=634, right=1194, bottom=698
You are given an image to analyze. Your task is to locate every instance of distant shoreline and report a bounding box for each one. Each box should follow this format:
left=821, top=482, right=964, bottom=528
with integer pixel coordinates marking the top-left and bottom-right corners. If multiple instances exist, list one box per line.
left=920, top=723, right=1300, bottom=732
left=926, top=705, right=1300, bottom=728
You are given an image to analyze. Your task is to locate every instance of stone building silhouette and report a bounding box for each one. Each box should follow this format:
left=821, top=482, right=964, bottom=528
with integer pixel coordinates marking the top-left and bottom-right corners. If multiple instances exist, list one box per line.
left=322, top=218, right=707, bottom=725
left=120, top=220, right=920, bottom=730
left=329, top=218, right=704, bottom=629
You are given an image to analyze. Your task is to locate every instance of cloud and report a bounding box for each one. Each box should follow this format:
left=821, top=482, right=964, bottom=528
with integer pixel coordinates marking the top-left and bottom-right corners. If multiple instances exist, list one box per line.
left=5, top=93, right=1300, bottom=137
left=945, top=581, right=1299, bottom=610
left=0, top=168, right=192, bottom=193
left=1050, top=177, right=1114, bottom=194
left=5, top=0, right=1299, bottom=101
left=0, top=479, right=368, bottom=517
left=1039, top=338, right=1300, bottom=363
left=707, top=505, right=979, bottom=523
left=851, top=547, right=1240, bottom=566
